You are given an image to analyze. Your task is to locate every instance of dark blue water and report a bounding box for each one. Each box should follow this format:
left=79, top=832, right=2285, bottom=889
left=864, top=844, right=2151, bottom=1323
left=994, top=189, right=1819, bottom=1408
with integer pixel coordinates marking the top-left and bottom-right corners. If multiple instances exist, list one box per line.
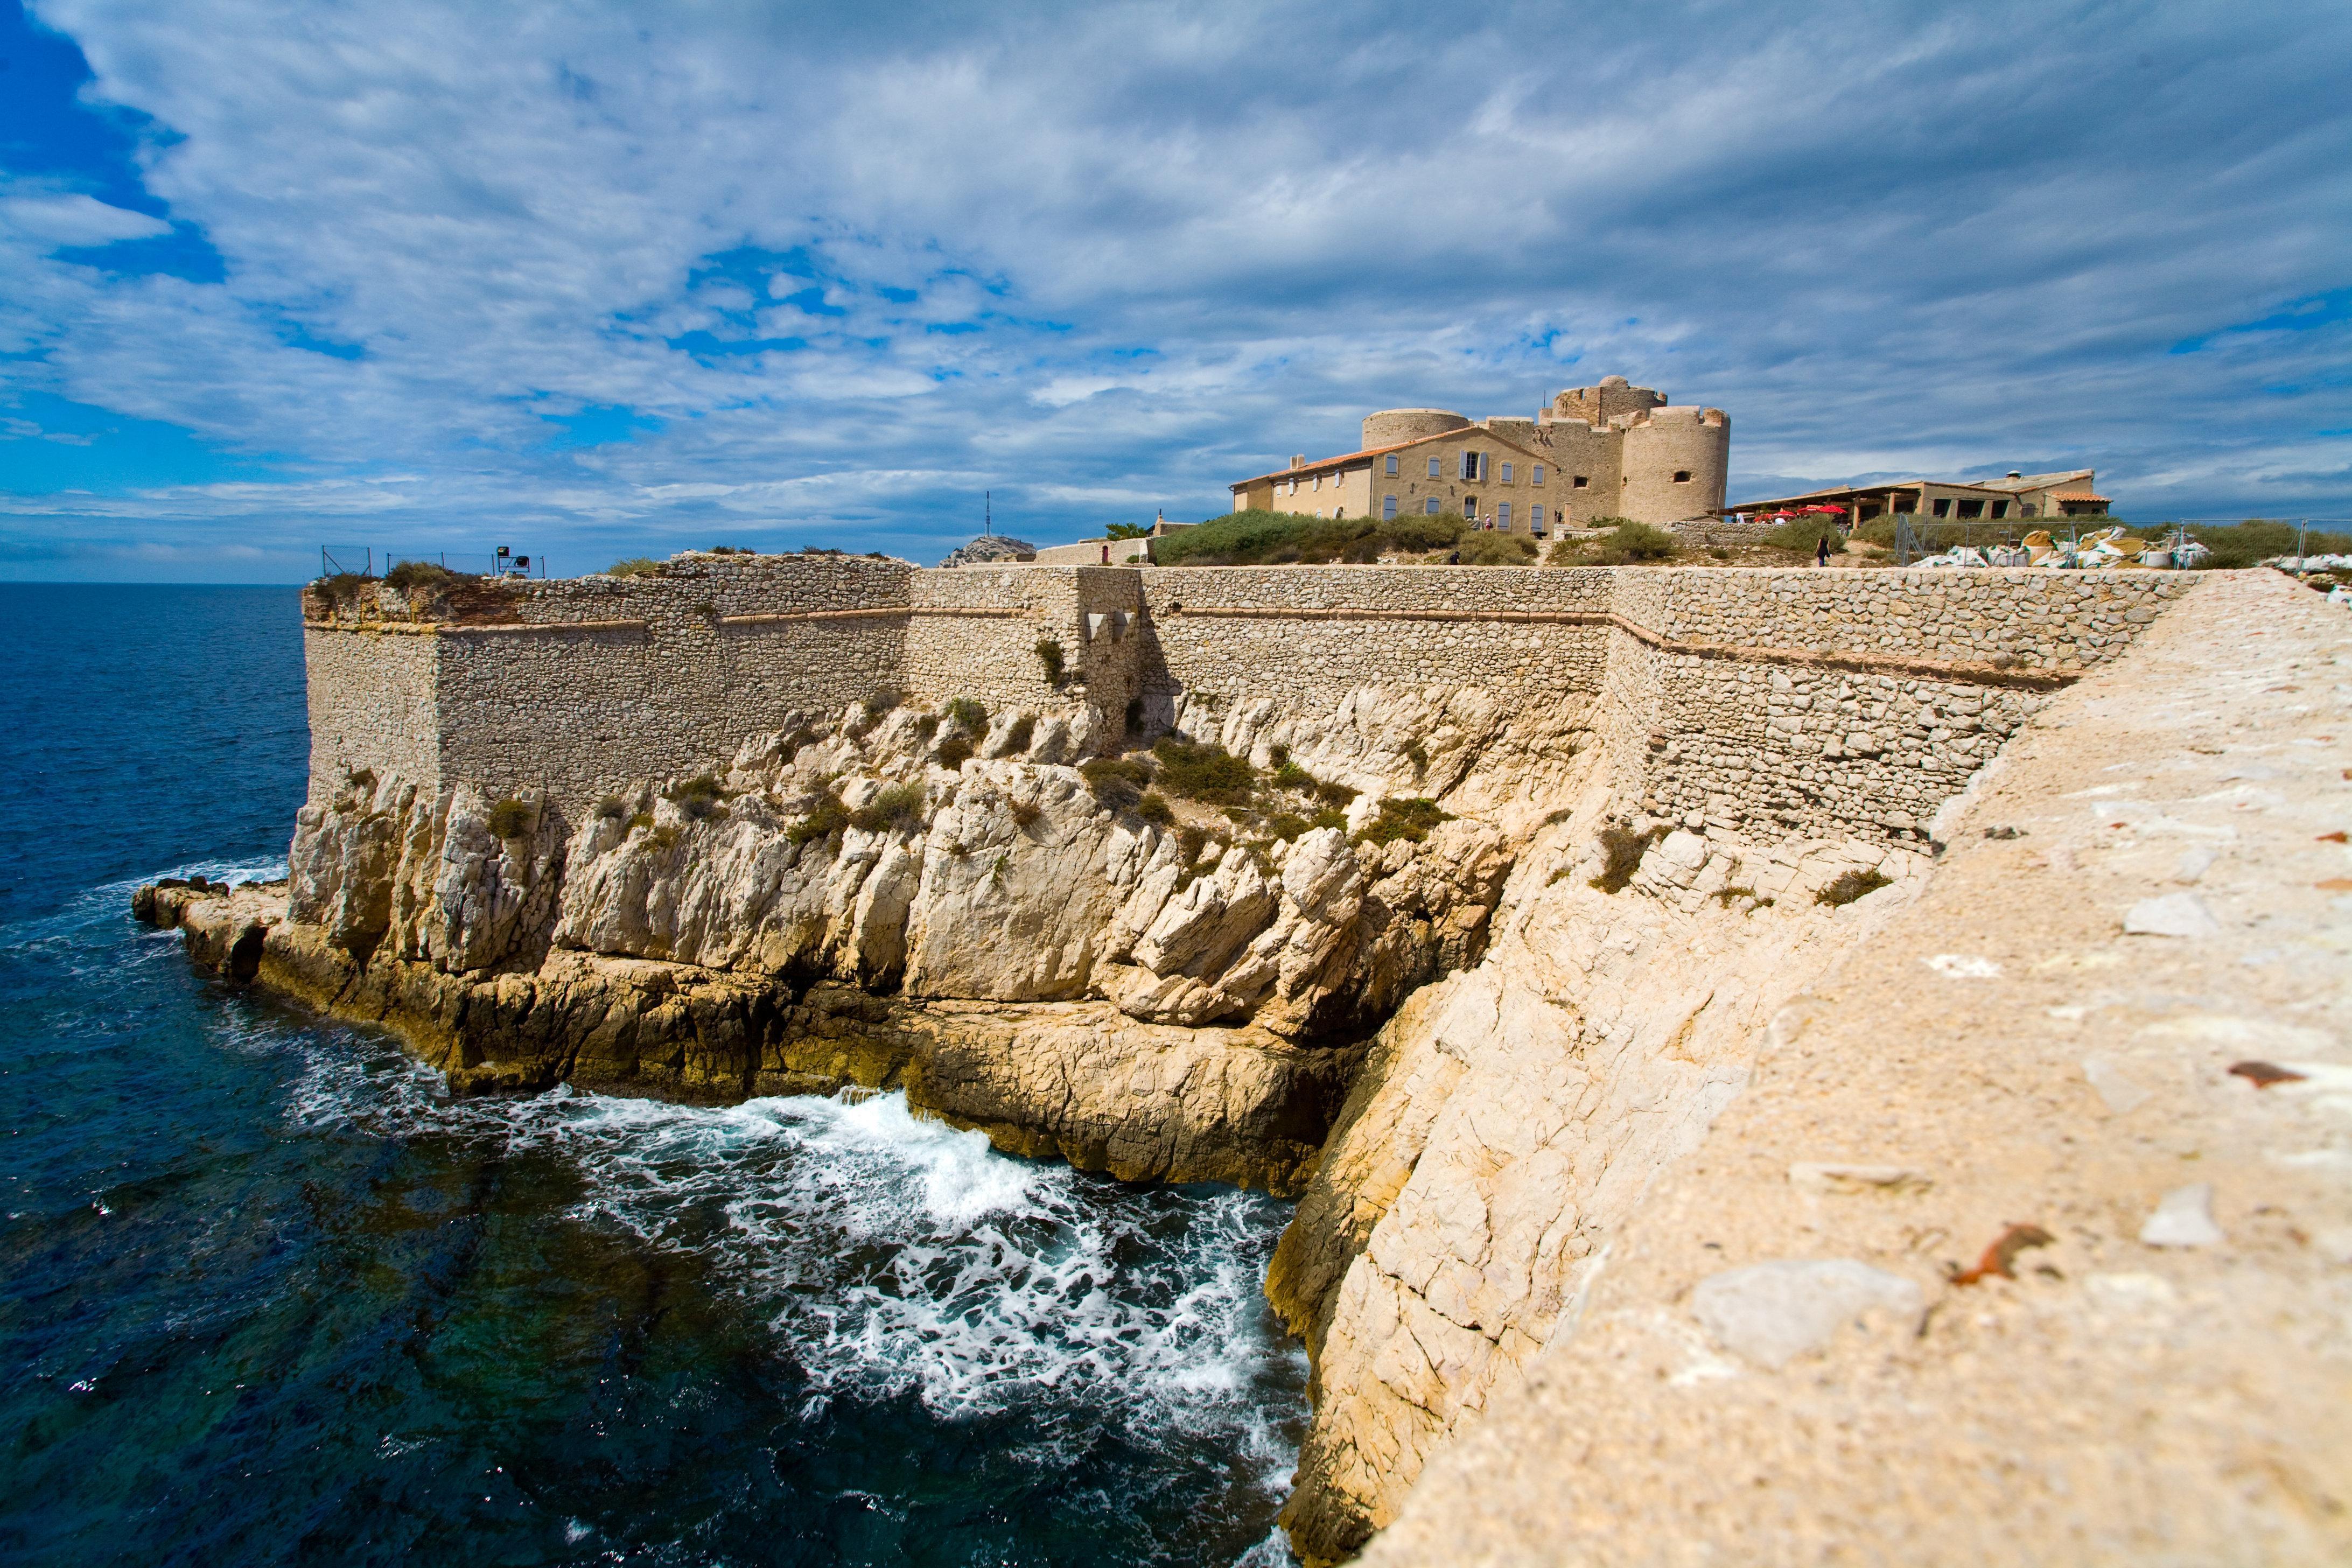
left=0, top=585, right=1303, bottom=1567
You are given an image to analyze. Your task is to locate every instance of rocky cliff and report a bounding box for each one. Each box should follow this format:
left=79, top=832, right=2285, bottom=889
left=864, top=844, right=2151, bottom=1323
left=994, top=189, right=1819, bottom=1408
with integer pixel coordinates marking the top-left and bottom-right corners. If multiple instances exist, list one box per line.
left=144, top=685, right=1530, bottom=1194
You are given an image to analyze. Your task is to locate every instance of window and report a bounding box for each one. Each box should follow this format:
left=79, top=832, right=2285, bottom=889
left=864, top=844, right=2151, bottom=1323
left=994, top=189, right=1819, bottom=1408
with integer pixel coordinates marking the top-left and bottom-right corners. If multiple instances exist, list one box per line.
left=1572, top=474, right=1588, bottom=488
left=1956, top=499, right=1984, bottom=519
left=1312, top=473, right=1321, bottom=491
left=1991, top=501, right=2009, bottom=519
left=1428, top=457, right=1441, bottom=478
left=1497, top=501, right=1512, bottom=528
left=1383, top=494, right=1398, bottom=520
left=2020, top=503, right=2038, bottom=518
left=1499, top=461, right=1513, bottom=483
left=1385, top=454, right=1399, bottom=476
left=1532, top=464, right=1545, bottom=486
left=1931, top=498, right=1952, bottom=518
left=1425, top=498, right=1440, bottom=514
left=1459, top=451, right=1483, bottom=481
left=1672, top=470, right=1691, bottom=484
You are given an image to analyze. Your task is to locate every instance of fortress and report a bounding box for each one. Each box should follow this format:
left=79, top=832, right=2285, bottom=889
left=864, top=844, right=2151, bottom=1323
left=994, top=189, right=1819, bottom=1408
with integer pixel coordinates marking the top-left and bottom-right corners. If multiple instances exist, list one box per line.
left=144, top=554, right=2351, bottom=1567
left=1231, top=375, right=1730, bottom=532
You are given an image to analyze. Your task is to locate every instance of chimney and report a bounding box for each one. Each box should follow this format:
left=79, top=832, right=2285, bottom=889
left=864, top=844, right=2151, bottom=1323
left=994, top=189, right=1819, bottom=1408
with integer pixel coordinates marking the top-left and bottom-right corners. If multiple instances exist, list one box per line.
left=2007, top=471, right=2022, bottom=480
left=1291, top=454, right=1306, bottom=469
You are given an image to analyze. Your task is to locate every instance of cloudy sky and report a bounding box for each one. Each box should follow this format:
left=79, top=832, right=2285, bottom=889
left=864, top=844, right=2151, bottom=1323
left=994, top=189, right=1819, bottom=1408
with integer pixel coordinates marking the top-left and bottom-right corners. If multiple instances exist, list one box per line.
left=1, top=0, right=2345, bottom=580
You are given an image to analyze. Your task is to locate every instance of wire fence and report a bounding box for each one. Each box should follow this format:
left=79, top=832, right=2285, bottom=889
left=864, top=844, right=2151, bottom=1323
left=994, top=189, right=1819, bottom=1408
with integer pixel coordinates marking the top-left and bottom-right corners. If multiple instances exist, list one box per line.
left=318, top=545, right=551, bottom=579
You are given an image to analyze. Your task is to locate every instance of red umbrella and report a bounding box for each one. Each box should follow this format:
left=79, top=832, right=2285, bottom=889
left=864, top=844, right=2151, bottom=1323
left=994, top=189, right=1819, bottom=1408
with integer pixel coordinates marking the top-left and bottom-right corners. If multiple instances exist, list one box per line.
left=1810, top=504, right=1846, bottom=514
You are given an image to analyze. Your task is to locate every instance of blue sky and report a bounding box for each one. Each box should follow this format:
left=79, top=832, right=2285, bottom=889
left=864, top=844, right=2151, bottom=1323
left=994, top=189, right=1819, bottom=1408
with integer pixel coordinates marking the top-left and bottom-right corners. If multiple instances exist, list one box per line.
left=1, top=0, right=2346, bottom=581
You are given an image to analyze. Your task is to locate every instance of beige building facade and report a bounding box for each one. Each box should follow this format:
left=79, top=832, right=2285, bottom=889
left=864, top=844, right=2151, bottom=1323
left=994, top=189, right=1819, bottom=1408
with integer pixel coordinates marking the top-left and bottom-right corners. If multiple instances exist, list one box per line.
left=1729, top=468, right=2110, bottom=526
left=1230, top=376, right=1731, bottom=534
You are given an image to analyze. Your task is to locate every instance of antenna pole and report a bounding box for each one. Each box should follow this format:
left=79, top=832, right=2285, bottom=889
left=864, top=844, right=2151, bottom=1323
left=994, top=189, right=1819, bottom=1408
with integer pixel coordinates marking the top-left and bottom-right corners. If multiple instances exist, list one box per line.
left=986, top=491, right=992, bottom=537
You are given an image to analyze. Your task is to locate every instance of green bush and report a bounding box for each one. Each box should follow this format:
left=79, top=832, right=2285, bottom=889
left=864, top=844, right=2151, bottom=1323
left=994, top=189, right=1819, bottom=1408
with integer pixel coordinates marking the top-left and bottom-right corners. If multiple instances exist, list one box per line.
left=1151, top=736, right=1255, bottom=804
left=1080, top=755, right=1153, bottom=810
left=1137, top=791, right=1175, bottom=825
left=1271, top=759, right=1315, bottom=792
left=2182, top=520, right=2352, bottom=569
left=1453, top=531, right=1539, bottom=565
left=849, top=782, right=927, bottom=833
left=1152, top=508, right=1467, bottom=566
left=787, top=792, right=850, bottom=844
left=1265, top=812, right=1310, bottom=841
left=314, top=571, right=371, bottom=606
left=384, top=559, right=458, bottom=593
left=1587, top=822, right=1662, bottom=893
left=1816, top=867, right=1892, bottom=907
left=607, top=557, right=663, bottom=578
left=1313, top=778, right=1359, bottom=808
left=1105, top=521, right=1153, bottom=540
left=945, top=697, right=989, bottom=733
left=934, top=733, right=974, bottom=769
left=486, top=797, right=535, bottom=840
left=1311, top=807, right=1350, bottom=832
left=1034, top=638, right=1067, bottom=686
left=666, top=774, right=727, bottom=822
left=1763, top=514, right=1846, bottom=555
left=1549, top=520, right=1680, bottom=565
left=1356, top=796, right=1451, bottom=846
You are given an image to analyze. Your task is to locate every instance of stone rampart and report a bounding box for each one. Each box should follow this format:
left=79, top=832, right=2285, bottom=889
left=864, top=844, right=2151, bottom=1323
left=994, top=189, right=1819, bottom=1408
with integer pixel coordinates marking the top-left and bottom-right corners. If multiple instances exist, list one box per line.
left=300, top=558, right=2202, bottom=846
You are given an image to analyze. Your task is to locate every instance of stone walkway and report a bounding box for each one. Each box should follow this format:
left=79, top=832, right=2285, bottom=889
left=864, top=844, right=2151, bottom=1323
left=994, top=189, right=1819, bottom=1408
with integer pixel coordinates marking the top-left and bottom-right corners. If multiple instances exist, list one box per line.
left=1362, top=571, right=2352, bottom=1565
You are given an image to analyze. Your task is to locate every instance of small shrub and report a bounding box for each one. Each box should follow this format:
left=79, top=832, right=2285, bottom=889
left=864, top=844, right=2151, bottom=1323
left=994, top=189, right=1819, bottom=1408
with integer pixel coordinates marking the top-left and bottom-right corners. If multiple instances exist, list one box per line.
left=1177, top=824, right=1212, bottom=864
left=486, top=797, right=535, bottom=840
left=850, top=782, right=927, bottom=833
left=650, top=824, right=681, bottom=850
left=1712, top=884, right=1757, bottom=908
left=1815, top=868, right=1892, bottom=907
left=607, top=557, right=663, bottom=578
left=1106, top=521, right=1153, bottom=540
left=1356, top=796, right=1451, bottom=846
left=384, top=559, right=458, bottom=594
left=626, top=810, right=656, bottom=834
left=1137, top=791, right=1175, bottom=825
left=1271, top=759, right=1315, bottom=792
left=1080, top=755, right=1153, bottom=810
left=1764, top=514, right=1846, bottom=556
left=314, top=571, right=371, bottom=607
left=1266, top=812, right=1310, bottom=841
left=1588, top=822, right=1662, bottom=893
left=666, top=774, right=726, bottom=822
left=707, top=544, right=750, bottom=555
left=946, top=697, right=989, bottom=733
left=1453, top=531, right=1540, bottom=566
left=594, top=795, right=627, bottom=821
left=787, top=792, right=850, bottom=844
left=935, top=733, right=975, bottom=769
left=1010, top=799, right=1044, bottom=829
left=1034, top=638, right=1067, bottom=686
left=1152, top=736, right=1255, bottom=804
left=863, top=688, right=904, bottom=719
left=1003, top=715, right=1035, bottom=754
left=1377, top=510, right=1466, bottom=554
left=914, top=713, right=940, bottom=742
left=1313, top=779, right=1359, bottom=808
left=1599, top=521, right=1679, bottom=562
left=1403, top=739, right=1429, bottom=774
left=1310, top=807, right=1349, bottom=832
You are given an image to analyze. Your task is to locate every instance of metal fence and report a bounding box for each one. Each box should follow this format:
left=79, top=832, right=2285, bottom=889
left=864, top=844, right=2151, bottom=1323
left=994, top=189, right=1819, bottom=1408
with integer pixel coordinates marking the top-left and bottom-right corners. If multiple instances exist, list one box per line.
left=318, top=546, right=550, bottom=579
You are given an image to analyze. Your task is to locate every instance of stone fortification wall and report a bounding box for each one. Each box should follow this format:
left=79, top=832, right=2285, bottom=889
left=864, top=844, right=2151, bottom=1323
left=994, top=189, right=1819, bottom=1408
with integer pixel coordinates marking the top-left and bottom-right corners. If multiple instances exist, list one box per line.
left=303, top=558, right=2199, bottom=847
left=1618, top=405, right=1728, bottom=523
left=1614, top=568, right=2190, bottom=671
left=303, top=625, right=441, bottom=800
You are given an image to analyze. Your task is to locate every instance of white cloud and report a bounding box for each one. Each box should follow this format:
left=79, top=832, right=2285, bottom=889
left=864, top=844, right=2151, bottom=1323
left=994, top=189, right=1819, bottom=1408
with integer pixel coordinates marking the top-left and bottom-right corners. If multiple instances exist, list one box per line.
left=1, top=0, right=2348, bottom=583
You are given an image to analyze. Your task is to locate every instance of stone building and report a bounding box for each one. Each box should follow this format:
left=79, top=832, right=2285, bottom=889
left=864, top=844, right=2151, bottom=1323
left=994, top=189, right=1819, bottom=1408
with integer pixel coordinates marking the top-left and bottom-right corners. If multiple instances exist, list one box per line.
left=1729, top=468, right=2109, bottom=526
left=1228, top=376, right=1730, bottom=534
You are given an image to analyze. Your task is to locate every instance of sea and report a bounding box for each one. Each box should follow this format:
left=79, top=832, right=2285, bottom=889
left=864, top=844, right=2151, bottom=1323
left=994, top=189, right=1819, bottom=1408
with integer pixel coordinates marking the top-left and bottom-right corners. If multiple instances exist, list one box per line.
left=0, top=584, right=1305, bottom=1567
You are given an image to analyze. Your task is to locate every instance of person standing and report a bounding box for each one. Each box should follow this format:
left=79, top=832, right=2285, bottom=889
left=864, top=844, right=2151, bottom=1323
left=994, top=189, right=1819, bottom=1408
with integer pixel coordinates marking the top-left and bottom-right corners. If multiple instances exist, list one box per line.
left=1816, top=533, right=1830, bottom=568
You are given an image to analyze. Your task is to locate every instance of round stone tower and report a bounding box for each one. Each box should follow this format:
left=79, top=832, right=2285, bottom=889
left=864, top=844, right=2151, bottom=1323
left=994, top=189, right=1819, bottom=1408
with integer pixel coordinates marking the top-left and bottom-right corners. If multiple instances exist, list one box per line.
left=1618, top=405, right=1730, bottom=524
left=1362, top=408, right=1471, bottom=449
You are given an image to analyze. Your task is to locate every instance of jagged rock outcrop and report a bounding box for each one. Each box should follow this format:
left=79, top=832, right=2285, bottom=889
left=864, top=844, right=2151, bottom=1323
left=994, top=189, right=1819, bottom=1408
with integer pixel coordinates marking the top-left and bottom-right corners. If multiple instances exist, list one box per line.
left=148, top=691, right=1523, bottom=1193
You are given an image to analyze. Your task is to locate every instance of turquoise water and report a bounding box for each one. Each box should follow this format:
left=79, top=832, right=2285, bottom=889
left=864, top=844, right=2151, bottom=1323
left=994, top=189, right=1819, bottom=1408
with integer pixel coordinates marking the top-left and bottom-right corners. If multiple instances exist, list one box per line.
left=0, top=585, right=1304, bottom=1566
